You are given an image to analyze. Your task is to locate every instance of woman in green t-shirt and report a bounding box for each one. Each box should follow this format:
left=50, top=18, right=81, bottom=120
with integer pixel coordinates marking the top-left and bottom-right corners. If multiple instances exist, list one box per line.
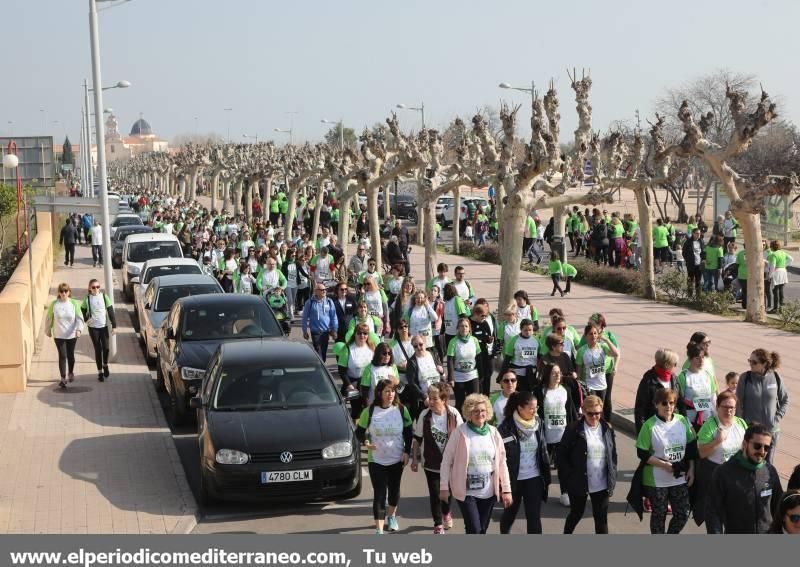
left=548, top=252, right=565, bottom=297
left=768, top=240, right=795, bottom=312
left=702, top=235, right=724, bottom=292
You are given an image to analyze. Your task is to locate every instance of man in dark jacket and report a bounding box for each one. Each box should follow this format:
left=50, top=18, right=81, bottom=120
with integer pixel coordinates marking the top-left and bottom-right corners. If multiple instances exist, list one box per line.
left=681, top=227, right=705, bottom=297
left=706, top=423, right=783, bottom=534
left=330, top=282, right=356, bottom=340
left=385, top=236, right=405, bottom=269
left=391, top=219, right=411, bottom=275
left=59, top=218, right=79, bottom=267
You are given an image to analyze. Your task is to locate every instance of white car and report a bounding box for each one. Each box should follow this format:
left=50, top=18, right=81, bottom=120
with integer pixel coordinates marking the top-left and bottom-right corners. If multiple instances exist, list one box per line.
left=436, top=197, right=489, bottom=228
left=132, top=257, right=204, bottom=326
left=110, top=213, right=143, bottom=238
left=121, top=233, right=183, bottom=301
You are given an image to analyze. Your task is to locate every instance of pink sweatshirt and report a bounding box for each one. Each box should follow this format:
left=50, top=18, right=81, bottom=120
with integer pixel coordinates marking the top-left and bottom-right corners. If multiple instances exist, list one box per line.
left=439, top=423, right=511, bottom=501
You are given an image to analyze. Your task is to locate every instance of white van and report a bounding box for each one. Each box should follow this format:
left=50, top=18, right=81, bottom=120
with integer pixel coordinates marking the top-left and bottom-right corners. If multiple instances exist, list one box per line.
left=121, top=233, right=183, bottom=300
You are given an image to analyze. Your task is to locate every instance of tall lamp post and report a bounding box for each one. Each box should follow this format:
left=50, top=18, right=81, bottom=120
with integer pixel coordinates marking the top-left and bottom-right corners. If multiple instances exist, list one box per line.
left=84, top=78, right=129, bottom=197
left=273, top=128, right=293, bottom=145
left=396, top=102, right=425, bottom=129
left=320, top=118, right=345, bottom=149
left=242, top=133, right=260, bottom=143
left=88, top=0, right=129, bottom=360
left=498, top=80, right=536, bottom=108
left=2, top=145, right=29, bottom=253
left=224, top=108, right=233, bottom=143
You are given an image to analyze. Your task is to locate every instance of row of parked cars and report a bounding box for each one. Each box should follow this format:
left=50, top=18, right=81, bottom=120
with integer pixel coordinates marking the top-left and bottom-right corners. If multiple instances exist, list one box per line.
left=113, top=227, right=361, bottom=505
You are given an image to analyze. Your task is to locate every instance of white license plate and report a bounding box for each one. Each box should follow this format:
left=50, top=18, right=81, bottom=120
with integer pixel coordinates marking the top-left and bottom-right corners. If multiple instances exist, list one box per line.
left=261, top=469, right=313, bottom=483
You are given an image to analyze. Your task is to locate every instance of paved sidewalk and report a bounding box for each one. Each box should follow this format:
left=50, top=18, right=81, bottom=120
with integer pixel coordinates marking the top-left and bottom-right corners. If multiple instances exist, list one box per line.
left=0, top=244, right=196, bottom=533
left=407, top=247, right=799, bottom=479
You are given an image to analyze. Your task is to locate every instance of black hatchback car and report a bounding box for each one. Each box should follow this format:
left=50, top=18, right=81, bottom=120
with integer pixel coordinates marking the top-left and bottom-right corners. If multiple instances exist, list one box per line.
left=157, top=294, right=284, bottom=426
left=191, top=340, right=361, bottom=504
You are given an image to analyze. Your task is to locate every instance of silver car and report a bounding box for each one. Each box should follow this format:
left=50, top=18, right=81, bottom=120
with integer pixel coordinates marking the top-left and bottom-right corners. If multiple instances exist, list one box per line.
left=138, top=274, right=224, bottom=360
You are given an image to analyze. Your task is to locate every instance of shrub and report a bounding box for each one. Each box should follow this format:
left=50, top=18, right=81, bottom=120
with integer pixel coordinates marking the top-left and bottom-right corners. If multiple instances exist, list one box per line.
left=688, top=290, right=736, bottom=315
left=567, top=258, right=643, bottom=296
left=656, top=268, right=690, bottom=303
left=453, top=241, right=502, bottom=265
left=777, top=300, right=800, bottom=329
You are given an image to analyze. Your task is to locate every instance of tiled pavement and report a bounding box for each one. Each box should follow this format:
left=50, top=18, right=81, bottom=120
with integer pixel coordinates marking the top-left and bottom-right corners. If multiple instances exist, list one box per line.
left=0, top=244, right=196, bottom=534
left=407, top=246, right=799, bottom=479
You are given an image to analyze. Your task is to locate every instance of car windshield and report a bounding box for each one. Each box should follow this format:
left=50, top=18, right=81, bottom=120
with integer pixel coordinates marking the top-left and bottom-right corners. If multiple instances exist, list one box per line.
left=114, top=217, right=142, bottom=227
left=180, top=303, right=281, bottom=341
left=212, top=364, right=339, bottom=410
left=143, top=264, right=201, bottom=284
left=437, top=198, right=453, bottom=205
left=127, top=242, right=182, bottom=263
left=155, top=284, right=220, bottom=312
left=116, top=228, right=151, bottom=243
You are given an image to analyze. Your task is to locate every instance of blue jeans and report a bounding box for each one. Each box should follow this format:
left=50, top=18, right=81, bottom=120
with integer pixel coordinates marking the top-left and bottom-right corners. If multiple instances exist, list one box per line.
left=457, top=495, right=496, bottom=534
left=311, top=332, right=330, bottom=361
left=703, top=268, right=720, bottom=291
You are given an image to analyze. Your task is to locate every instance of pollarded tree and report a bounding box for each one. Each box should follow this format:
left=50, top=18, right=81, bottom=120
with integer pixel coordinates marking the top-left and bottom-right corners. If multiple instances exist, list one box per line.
left=281, top=144, right=326, bottom=241
left=657, top=86, right=798, bottom=322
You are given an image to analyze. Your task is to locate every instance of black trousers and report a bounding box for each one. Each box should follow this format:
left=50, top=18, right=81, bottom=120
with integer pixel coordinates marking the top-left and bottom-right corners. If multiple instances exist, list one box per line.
left=602, top=372, right=615, bottom=421
left=424, top=469, right=451, bottom=527
left=773, top=284, right=785, bottom=310
left=547, top=442, right=567, bottom=494
left=500, top=476, right=544, bottom=534
left=453, top=378, right=479, bottom=414
left=54, top=337, right=77, bottom=379
left=88, top=326, right=110, bottom=370
left=368, top=461, right=403, bottom=520
left=739, top=278, right=748, bottom=309
left=64, top=243, right=76, bottom=266
left=457, top=495, right=496, bottom=534
left=92, top=245, right=103, bottom=265
left=686, top=266, right=702, bottom=297
left=564, top=489, right=609, bottom=534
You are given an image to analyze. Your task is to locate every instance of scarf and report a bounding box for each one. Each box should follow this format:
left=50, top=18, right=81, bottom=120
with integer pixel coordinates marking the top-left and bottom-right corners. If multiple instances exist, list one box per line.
left=732, top=450, right=766, bottom=471
left=458, top=333, right=472, bottom=343
left=654, top=366, right=672, bottom=382
left=513, top=411, right=537, bottom=441
left=467, top=421, right=490, bottom=436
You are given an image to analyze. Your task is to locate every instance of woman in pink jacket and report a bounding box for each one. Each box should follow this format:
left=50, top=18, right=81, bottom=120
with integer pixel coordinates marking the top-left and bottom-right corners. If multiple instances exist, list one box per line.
left=439, top=393, right=513, bottom=533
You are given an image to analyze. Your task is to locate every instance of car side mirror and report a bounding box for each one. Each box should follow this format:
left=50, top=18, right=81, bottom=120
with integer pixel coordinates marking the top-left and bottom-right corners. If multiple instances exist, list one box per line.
left=165, top=328, right=175, bottom=340
left=189, top=397, right=203, bottom=410
left=130, top=277, right=140, bottom=284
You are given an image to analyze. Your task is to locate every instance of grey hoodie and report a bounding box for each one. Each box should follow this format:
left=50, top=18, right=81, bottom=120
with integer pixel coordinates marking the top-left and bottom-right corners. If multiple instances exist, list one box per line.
left=735, top=370, right=789, bottom=432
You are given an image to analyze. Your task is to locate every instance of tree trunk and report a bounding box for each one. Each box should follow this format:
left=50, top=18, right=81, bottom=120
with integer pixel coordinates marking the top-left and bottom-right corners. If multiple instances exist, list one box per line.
left=453, top=186, right=461, bottom=254
left=233, top=178, right=243, bottom=217
left=210, top=171, right=221, bottom=213
left=222, top=179, right=230, bottom=211
left=284, top=183, right=299, bottom=241
left=189, top=167, right=199, bottom=201
left=246, top=176, right=258, bottom=223
left=178, top=177, right=187, bottom=201
left=367, top=185, right=382, bottom=269
left=495, top=183, right=506, bottom=227
left=497, top=194, right=527, bottom=312
left=383, top=185, right=391, bottom=221
left=634, top=189, right=656, bottom=299
left=422, top=198, right=437, bottom=285
left=416, top=186, right=425, bottom=245
left=698, top=178, right=714, bottom=217
left=263, top=177, right=273, bottom=222
left=552, top=205, right=567, bottom=261
left=741, top=213, right=767, bottom=323
left=311, top=182, right=326, bottom=242
left=338, top=196, right=352, bottom=266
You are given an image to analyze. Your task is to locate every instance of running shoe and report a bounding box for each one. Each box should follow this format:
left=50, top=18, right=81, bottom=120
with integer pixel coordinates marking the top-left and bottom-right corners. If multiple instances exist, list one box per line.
left=433, top=525, right=445, bottom=535
left=443, top=512, right=453, bottom=530
left=375, top=529, right=384, bottom=535
left=58, top=380, right=67, bottom=389
left=98, top=372, right=104, bottom=382
left=103, top=365, right=110, bottom=378
left=643, top=497, right=653, bottom=513
left=68, top=372, right=75, bottom=383
left=560, top=493, right=570, bottom=507
left=386, top=515, right=399, bottom=532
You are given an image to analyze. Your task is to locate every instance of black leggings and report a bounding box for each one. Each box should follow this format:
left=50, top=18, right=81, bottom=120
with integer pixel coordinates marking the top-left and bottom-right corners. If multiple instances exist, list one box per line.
left=564, top=489, right=609, bottom=534
left=368, top=461, right=403, bottom=520
left=500, top=476, right=544, bottom=534
left=453, top=378, right=480, bottom=414
left=547, top=442, right=566, bottom=494
left=602, top=372, right=615, bottom=421
left=424, top=469, right=451, bottom=527
left=54, top=338, right=77, bottom=379
left=88, top=326, right=110, bottom=370
left=296, top=287, right=310, bottom=311
left=773, top=284, right=785, bottom=310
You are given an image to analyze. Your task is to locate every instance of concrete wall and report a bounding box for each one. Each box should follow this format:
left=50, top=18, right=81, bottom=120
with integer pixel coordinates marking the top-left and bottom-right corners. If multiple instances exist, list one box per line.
left=0, top=212, right=53, bottom=392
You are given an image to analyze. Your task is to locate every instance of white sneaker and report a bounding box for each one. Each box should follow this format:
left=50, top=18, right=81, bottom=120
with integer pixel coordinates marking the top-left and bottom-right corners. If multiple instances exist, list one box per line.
left=560, top=493, right=570, bottom=507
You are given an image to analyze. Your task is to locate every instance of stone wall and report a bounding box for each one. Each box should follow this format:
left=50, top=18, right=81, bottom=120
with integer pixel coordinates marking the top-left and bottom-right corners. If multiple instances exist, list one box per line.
left=0, top=212, right=53, bottom=392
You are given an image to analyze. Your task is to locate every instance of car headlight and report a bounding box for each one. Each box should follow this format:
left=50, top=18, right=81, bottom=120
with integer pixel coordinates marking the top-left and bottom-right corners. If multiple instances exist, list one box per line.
left=127, top=265, right=141, bottom=275
left=322, top=441, right=353, bottom=459
left=215, top=449, right=249, bottom=465
left=181, top=367, right=205, bottom=381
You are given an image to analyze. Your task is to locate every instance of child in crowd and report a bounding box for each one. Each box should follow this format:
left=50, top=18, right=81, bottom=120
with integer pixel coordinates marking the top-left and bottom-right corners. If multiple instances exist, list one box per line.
left=724, top=371, right=739, bottom=394
left=464, top=220, right=474, bottom=243
left=548, top=251, right=565, bottom=297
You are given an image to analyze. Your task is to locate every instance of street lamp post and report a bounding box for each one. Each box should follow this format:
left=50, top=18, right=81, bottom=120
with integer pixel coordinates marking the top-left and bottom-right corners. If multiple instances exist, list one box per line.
left=224, top=108, right=233, bottom=143
left=396, top=102, right=425, bottom=129
left=242, top=134, right=260, bottom=143
left=273, top=128, right=292, bottom=145
left=320, top=119, right=345, bottom=149
left=84, top=78, right=128, bottom=197
left=88, top=0, right=121, bottom=360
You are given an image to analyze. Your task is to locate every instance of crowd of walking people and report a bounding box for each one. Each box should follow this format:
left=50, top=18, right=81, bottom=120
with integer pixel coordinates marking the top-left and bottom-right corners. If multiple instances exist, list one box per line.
left=51, top=184, right=797, bottom=535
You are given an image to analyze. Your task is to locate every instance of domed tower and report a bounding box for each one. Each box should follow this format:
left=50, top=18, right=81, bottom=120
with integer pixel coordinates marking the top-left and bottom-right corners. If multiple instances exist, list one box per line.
left=130, top=116, right=153, bottom=137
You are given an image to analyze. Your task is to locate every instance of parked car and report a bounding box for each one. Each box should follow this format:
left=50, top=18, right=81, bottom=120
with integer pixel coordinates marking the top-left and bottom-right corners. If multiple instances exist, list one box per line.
left=137, top=274, right=223, bottom=361
left=378, top=193, right=417, bottom=221
left=110, top=213, right=143, bottom=238
left=132, top=257, right=203, bottom=324
left=191, top=340, right=361, bottom=504
left=122, top=234, right=183, bottom=301
left=436, top=197, right=489, bottom=230
left=111, top=225, right=153, bottom=269
left=157, top=294, right=284, bottom=426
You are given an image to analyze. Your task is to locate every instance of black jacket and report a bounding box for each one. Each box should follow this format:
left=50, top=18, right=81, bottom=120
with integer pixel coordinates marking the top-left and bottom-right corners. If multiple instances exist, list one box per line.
left=634, top=368, right=678, bottom=434
left=331, top=293, right=356, bottom=339
left=497, top=416, right=551, bottom=497
left=706, top=452, right=783, bottom=534
left=681, top=237, right=705, bottom=269
left=60, top=222, right=79, bottom=245
left=557, top=418, right=618, bottom=496
left=392, top=226, right=410, bottom=250
left=534, top=383, right=579, bottom=427
left=385, top=241, right=404, bottom=266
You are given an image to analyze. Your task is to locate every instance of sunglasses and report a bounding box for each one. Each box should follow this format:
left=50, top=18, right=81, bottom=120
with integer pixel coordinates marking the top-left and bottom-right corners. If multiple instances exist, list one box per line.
left=90, top=285, right=101, bottom=290
left=412, top=343, right=424, bottom=348
left=788, top=514, right=800, bottom=524
left=58, top=290, right=69, bottom=294
left=585, top=411, right=602, bottom=417
left=357, top=331, right=369, bottom=336
left=750, top=441, right=772, bottom=452
left=502, top=379, right=517, bottom=384
left=659, top=401, right=676, bottom=406
left=719, top=405, right=736, bottom=411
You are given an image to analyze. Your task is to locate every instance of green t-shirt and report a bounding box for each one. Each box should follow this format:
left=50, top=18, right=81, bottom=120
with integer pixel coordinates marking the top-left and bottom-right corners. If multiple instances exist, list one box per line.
left=563, top=263, right=577, bottom=278
left=357, top=405, right=412, bottom=463
left=768, top=250, right=791, bottom=269
left=735, top=249, right=748, bottom=280
left=653, top=226, right=669, bottom=248
left=636, top=414, right=696, bottom=488
left=548, top=260, right=563, bottom=275
left=612, top=222, right=625, bottom=238
left=704, top=246, right=723, bottom=270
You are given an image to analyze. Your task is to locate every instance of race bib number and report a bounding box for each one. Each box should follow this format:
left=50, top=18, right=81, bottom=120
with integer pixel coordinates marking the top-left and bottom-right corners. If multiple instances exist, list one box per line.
left=520, top=348, right=536, bottom=360
left=694, top=398, right=712, bottom=412
left=467, top=473, right=487, bottom=490
left=458, top=361, right=475, bottom=372
left=420, top=329, right=430, bottom=337
left=665, top=445, right=685, bottom=462
left=590, top=365, right=604, bottom=376
left=548, top=414, right=566, bottom=428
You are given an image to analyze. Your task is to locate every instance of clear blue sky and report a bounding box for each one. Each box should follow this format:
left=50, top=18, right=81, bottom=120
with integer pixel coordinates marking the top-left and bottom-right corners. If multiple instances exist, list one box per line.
left=4, top=0, right=799, bottom=146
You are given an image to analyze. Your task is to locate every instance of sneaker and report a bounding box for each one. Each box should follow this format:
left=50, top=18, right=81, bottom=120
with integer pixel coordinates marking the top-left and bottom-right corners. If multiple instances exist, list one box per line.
left=98, top=372, right=104, bottom=382
left=667, top=503, right=672, bottom=515
left=374, top=528, right=384, bottom=535
left=643, top=498, right=653, bottom=513
left=68, top=372, right=75, bottom=383
left=386, top=515, right=399, bottom=532
left=559, top=493, right=570, bottom=507
left=58, top=380, right=67, bottom=389
left=433, top=525, right=445, bottom=535
left=103, top=365, right=110, bottom=378
left=443, top=512, right=453, bottom=530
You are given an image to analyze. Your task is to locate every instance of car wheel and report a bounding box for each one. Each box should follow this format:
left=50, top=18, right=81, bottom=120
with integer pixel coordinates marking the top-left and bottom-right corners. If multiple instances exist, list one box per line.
left=155, top=359, right=166, bottom=392
left=168, top=387, right=189, bottom=428
left=407, top=210, right=418, bottom=224
left=123, top=284, right=132, bottom=302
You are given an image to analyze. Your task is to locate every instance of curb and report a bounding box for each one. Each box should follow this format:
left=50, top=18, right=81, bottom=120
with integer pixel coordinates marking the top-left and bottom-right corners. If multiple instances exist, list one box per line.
left=170, top=511, right=200, bottom=535
left=610, top=410, right=637, bottom=437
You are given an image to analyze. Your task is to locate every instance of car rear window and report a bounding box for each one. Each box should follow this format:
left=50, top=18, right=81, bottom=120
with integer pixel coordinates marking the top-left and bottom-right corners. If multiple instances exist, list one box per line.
left=143, top=264, right=201, bottom=284
left=180, top=302, right=282, bottom=341
left=212, top=364, right=339, bottom=409
left=127, top=241, right=182, bottom=263
left=114, top=216, right=142, bottom=227
left=155, top=284, right=221, bottom=312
